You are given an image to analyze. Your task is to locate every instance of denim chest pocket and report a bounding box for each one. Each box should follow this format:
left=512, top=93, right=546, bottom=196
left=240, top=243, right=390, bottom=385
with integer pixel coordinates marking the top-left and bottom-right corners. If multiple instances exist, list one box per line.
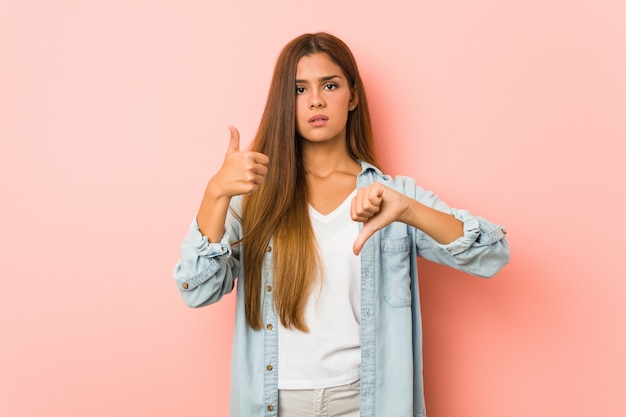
left=381, top=236, right=412, bottom=308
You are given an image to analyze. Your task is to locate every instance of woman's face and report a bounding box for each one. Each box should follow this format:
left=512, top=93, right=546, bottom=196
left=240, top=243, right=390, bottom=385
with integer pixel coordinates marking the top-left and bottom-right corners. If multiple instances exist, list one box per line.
left=295, top=53, right=357, bottom=146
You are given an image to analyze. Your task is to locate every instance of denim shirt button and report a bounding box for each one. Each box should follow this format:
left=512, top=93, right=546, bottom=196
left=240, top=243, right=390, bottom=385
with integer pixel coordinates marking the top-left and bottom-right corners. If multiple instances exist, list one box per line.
left=266, top=324, right=273, bottom=330
left=266, top=364, right=273, bottom=371
left=182, top=282, right=189, bottom=289
left=266, top=246, right=272, bottom=252
left=266, top=285, right=272, bottom=292
left=267, top=404, right=274, bottom=411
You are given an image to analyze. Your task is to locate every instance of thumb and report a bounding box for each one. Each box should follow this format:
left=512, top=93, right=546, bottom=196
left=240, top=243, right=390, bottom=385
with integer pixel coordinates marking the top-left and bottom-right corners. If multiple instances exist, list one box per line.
left=353, top=225, right=375, bottom=255
left=226, top=125, right=240, bottom=154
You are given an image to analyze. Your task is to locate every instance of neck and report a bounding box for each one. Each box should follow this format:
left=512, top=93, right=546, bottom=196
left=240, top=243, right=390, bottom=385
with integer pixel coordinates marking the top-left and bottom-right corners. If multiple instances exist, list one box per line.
left=302, top=139, right=358, bottom=178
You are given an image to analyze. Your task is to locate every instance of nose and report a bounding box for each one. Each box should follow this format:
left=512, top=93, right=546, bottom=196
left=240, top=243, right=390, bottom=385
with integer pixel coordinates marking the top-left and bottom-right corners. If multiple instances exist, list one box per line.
left=309, top=90, right=325, bottom=108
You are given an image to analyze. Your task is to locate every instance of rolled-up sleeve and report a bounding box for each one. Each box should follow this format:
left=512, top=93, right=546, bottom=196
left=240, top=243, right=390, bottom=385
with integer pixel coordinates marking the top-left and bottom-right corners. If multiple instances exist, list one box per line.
left=173, top=214, right=241, bottom=308
left=402, top=178, right=509, bottom=278
left=427, top=208, right=509, bottom=277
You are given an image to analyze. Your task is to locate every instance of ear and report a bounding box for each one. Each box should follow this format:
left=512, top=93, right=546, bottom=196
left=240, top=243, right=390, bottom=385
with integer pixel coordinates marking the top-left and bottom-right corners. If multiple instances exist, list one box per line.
left=349, top=89, right=359, bottom=111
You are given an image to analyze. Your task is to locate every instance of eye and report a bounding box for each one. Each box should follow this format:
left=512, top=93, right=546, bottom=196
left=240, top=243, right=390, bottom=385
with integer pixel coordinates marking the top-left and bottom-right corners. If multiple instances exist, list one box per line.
left=323, top=83, right=338, bottom=91
left=296, top=86, right=306, bottom=95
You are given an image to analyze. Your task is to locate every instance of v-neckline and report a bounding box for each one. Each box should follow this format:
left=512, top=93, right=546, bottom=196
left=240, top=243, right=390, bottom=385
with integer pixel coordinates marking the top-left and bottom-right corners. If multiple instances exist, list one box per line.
left=308, top=189, right=356, bottom=223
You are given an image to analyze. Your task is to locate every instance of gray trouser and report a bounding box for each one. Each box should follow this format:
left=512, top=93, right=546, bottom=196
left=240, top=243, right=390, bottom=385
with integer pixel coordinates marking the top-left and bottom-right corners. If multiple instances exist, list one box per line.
left=277, top=380, right=360, bottom=417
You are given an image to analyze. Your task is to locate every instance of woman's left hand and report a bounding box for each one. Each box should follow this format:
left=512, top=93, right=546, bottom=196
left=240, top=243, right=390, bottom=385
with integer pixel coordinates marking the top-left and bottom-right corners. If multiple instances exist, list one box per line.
left=351, top=183, right=410, bottom=255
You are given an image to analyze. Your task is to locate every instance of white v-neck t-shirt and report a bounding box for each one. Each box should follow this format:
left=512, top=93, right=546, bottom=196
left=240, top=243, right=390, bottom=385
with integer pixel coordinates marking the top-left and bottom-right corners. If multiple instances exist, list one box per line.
left=277, top=190, right=362, bottom=389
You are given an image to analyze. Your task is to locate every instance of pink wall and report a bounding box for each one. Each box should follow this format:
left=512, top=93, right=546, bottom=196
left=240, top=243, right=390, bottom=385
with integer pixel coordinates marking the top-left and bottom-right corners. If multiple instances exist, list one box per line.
left=1, top=1, right=624, bottom=416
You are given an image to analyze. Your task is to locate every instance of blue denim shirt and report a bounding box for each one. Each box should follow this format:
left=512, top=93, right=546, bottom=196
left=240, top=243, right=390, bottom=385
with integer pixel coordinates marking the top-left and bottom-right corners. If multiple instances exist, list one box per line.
left=173, top=161, right=509, bottom=417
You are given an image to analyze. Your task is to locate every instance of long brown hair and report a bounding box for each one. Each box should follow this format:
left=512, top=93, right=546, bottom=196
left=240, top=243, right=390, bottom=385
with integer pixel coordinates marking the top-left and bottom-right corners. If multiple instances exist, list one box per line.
left=241, top=32, right=379, bottom=331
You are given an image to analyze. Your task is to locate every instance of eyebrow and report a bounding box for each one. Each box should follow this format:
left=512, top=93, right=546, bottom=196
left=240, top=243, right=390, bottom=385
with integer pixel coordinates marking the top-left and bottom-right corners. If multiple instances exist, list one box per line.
left=295, top=75, right=342, bottom=84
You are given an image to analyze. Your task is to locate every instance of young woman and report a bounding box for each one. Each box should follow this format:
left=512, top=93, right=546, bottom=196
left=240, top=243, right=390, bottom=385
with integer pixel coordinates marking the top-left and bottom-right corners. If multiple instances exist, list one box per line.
left=174, top=32, right=509, bottom=417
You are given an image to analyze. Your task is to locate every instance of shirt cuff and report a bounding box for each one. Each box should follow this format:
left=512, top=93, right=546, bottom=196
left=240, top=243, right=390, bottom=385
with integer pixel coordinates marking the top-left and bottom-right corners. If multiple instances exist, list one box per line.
left=188, top=217, right=232, bottom=258
left=437, top=209, right=507, bottom=255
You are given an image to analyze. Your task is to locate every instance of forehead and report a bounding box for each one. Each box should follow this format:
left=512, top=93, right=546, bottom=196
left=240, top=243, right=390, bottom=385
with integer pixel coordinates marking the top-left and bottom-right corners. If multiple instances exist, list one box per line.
left=296, top=53, right=346, bottom=80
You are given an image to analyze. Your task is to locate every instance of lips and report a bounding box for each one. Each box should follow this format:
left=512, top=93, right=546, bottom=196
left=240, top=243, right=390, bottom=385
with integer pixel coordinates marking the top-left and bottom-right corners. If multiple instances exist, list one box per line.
left=308, top=114, right=329, bottom=127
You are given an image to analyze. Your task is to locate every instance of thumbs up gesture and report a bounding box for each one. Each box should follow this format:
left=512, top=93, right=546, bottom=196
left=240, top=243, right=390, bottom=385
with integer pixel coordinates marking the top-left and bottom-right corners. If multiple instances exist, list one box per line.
left=209, top=126, right=270, bottom=198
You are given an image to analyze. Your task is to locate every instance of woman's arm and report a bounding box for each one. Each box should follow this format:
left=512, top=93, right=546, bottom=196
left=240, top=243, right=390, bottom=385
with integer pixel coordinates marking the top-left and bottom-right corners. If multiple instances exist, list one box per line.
left=351, top=182, right=464, bottom=254
left=173, top=126, right=269, bottom=307
left=351, top=181, right=509, bottom=277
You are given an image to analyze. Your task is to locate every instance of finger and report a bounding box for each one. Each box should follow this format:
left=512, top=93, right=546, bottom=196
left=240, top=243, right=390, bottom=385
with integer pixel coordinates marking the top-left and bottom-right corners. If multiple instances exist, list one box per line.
left=252, top=152, right=270, bottom=165
left=351, top=195, right=371, bottom=221
left=253, top=173, right=266, bottom=185
left=351, top=190, right=381, bottom=221
left=353, top=225, right=375, bottom=255
left=367, top=185, right=384, bottom=209
left=253, top=162, right=269, bottom=176
left=226, top=125, right=240, bottom=155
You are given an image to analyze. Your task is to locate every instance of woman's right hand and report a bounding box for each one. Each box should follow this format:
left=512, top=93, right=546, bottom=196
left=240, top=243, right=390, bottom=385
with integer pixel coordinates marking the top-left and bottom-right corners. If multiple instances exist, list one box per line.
left=208, top=125, right=269, bottom=198
left=197, top=126, right=268, bottom=241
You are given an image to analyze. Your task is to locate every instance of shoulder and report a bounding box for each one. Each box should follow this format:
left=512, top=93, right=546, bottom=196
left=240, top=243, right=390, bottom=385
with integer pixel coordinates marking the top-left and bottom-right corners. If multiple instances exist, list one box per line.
left=357, top=160, right=419, bottom=194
